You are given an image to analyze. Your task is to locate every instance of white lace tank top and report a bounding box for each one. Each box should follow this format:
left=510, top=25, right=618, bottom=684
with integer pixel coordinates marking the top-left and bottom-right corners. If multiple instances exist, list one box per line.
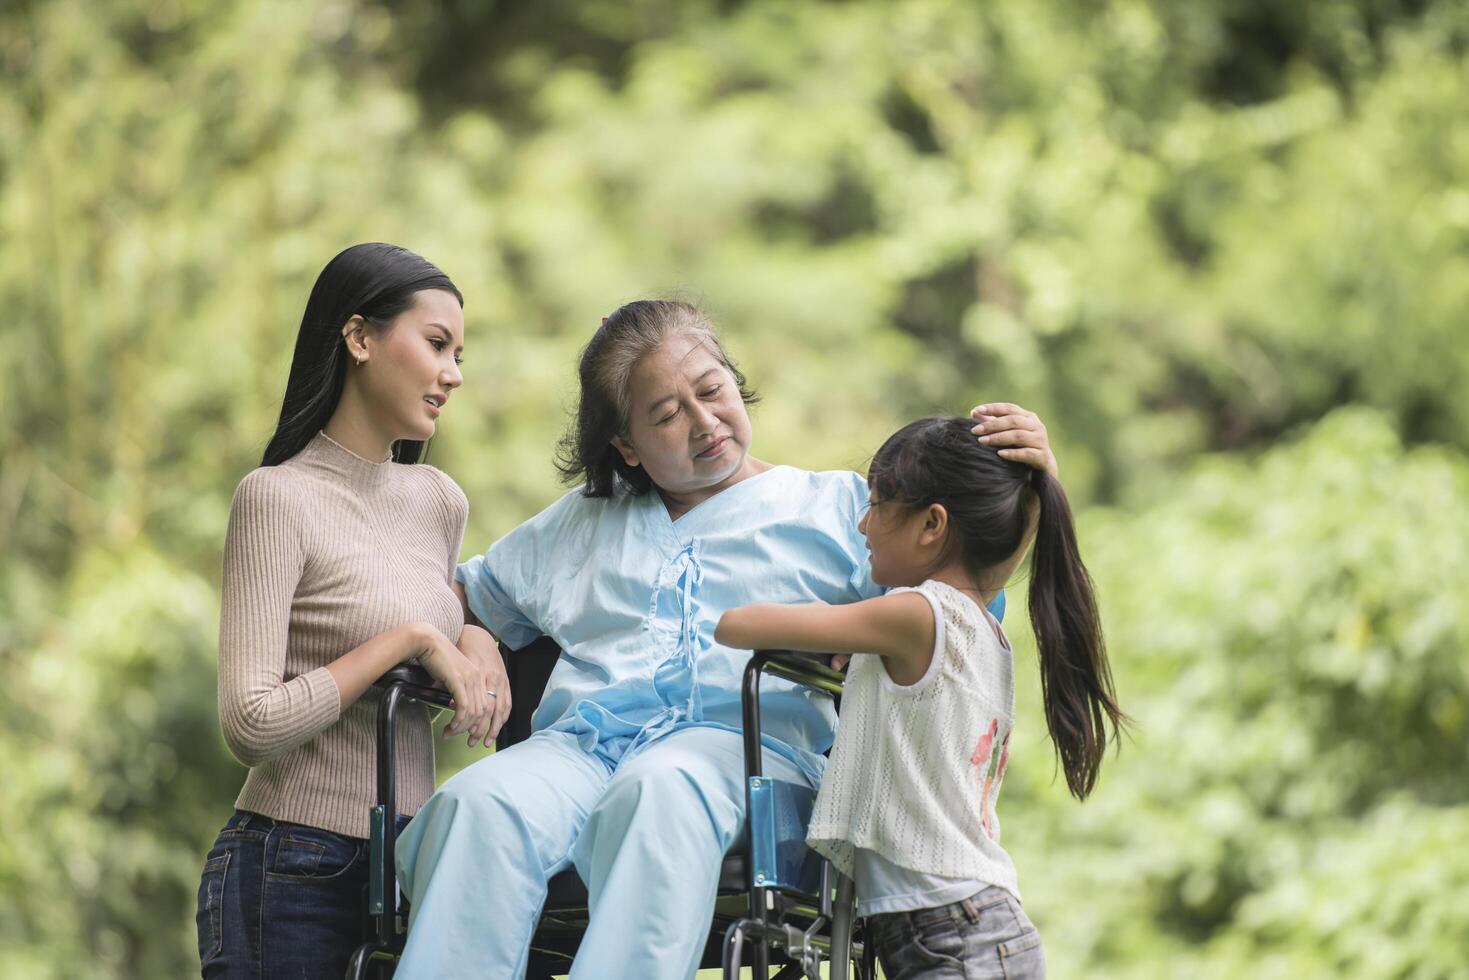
left=806, top=579, right=1020, bottom=898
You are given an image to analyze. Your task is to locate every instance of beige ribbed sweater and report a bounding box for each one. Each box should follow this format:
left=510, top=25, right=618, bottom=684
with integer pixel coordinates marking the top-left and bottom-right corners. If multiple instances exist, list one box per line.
left=218, top=431, right=467, bottom=839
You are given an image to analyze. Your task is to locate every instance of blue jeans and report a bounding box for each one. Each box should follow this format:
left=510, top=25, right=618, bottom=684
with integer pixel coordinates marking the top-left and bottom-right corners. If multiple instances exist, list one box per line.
left=195, top=810, right=398, bottom=979
left=867, top=885, right=1046, bottom=979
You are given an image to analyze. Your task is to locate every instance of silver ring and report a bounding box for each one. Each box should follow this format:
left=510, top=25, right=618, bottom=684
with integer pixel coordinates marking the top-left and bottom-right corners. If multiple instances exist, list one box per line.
left=485, top=691, right=497, bottom=698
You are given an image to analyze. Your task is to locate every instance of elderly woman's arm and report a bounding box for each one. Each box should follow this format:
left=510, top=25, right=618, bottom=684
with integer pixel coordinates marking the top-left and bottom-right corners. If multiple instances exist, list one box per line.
left=971, top=402, right=1058, bottom=478
left=453, top=579, right=480, bottom=627
left=970, top=400, right=1052, bottom=585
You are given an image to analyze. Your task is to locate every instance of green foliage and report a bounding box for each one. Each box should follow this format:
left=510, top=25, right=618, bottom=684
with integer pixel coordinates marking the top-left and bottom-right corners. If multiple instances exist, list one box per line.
left=1, top=547, right=229, bottom=977
left=1003, top=408, right=1469, bottom=977
left=2, top=0, right=1466, bottom=975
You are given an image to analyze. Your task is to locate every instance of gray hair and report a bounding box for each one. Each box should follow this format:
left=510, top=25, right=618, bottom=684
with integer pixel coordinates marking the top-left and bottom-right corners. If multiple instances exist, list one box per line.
left=555, top=300, right=759, bottom=497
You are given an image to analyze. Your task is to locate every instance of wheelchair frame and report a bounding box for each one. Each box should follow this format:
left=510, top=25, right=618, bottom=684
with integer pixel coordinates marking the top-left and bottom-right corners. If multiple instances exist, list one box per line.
left=345, top=646, right=875, bottom=980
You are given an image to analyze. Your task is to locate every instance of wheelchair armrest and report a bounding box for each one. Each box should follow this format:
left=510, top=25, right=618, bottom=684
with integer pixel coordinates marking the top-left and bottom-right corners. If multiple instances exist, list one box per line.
left=738, top=652, right=848, bottom=909
left=374, top=663, right=455, bottom=709
left=751, top=651, right=847, bottom=696
left=740, top=651, right=845, bottom=781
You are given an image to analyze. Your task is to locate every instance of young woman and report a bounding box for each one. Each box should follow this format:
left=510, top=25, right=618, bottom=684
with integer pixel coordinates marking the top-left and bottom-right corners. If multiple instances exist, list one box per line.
left=718, top=416, right=1129, bottom=979
left=195, top=243, right=510, bottom=978
left=393, top=300, right=1060, bottom=978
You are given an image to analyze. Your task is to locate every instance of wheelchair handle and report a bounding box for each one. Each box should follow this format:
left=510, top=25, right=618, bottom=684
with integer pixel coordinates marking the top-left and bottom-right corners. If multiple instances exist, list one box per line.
left=376, top=663, right=455, bottom=706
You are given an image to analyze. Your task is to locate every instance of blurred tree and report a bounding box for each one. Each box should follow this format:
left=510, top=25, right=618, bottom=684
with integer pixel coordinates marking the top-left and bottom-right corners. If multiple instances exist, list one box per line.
left=1003, top=407, right=1469, bottom=977
left=2, top=0, right=1467, bottom=975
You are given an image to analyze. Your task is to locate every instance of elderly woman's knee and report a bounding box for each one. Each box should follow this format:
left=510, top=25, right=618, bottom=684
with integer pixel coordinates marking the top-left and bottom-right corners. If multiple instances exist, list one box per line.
left=593, top=759, right=741, bottom=844
left=428, top=758, right=531, bottom=826
left=607, top=761, right=703, bottom=807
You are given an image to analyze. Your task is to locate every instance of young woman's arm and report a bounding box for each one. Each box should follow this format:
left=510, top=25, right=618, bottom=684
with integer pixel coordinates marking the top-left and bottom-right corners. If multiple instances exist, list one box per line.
left=454, top=623, right=512, bottom=742
left=322, top=623, right=501, bottom=747
left=220, top=474, right=498, bottom=765
left=716, top=592, right=936, bottom=677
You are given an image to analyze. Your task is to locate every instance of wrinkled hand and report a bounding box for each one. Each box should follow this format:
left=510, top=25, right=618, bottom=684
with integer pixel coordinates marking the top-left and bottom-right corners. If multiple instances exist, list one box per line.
left=414, top=625, right=495, bottom=747
left=970, top=402, right=1058, bottom=478
left=457, top=624, right=512, bottom=747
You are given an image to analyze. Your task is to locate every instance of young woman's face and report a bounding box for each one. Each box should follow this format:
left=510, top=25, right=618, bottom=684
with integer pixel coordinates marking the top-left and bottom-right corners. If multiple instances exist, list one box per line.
left=358, top=288, right=465, bottom=442
left=858, top=494, right=932, bottom=587
left=614, top=333, right=756, bottom=499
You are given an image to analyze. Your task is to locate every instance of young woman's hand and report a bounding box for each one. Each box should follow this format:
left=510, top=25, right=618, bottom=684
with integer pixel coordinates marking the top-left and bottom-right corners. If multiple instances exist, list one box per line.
left=412, top=625, right=496, bottom=745
left=970, top=403, right=1058, bottom=478
left=457, top=624, right=512, bottom=748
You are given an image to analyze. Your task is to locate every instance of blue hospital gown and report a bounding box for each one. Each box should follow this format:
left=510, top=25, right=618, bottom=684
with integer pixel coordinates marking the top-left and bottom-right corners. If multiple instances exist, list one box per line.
left=455, top=464, right=885, bottom=783
left=401, top=463, right=1007, bottom=978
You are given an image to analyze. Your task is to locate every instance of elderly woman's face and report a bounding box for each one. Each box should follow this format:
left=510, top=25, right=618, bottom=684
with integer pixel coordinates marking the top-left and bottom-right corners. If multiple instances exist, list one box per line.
left=612, top=333, right=756, bottom=500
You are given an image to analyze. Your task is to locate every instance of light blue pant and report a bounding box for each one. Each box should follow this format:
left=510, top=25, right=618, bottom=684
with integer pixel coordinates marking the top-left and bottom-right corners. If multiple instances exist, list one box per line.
left=395, top=725, right=812, bottom=979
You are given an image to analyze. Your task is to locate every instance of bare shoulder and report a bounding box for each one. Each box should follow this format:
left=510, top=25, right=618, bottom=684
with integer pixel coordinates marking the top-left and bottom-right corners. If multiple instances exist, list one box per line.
left=863, top=590, right=936, bottom=626
left=848, top=590, right=938, bottom=665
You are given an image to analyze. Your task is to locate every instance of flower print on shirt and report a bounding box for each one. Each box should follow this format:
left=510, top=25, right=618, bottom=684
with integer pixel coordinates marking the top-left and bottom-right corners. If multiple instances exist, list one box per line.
left=970, top=718, right=998, bottom=767
left=970, top=718, right=1007, bottom=840
left=986, top=732, right=1011, bottom=840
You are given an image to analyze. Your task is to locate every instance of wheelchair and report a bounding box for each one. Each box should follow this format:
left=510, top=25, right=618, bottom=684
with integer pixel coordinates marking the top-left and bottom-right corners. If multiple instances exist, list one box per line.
left=346, top=637, right=876, bottom=979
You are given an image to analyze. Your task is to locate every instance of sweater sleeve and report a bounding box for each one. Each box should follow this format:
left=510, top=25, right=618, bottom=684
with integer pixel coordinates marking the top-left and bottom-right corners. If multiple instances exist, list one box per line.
left=217, top=469, right=341, bottom=768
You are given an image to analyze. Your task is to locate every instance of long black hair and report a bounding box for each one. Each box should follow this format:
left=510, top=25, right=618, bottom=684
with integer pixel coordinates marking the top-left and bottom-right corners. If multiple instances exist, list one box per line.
left=554, top=300, right=758, bottom=496
left=869, top=416, right=1127, bottom=799
left=261, top=243, right=463, bottom=466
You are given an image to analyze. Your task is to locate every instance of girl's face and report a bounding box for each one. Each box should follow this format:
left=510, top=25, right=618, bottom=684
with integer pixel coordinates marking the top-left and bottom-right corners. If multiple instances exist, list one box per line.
left=613, top=333, right=756, bottom=500
left=858, top=493, right=934, bottom=587
left=356, top=288, right=465, bottom=442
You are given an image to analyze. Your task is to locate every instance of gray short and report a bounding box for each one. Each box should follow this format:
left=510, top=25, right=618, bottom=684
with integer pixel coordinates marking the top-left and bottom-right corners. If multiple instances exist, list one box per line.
left=866, top=885, right=1046, bottom=979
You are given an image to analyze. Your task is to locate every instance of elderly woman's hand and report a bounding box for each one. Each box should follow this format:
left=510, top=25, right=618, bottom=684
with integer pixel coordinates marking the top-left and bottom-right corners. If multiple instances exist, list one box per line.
left=970, top=402, right=1058, bottom=479
left=457, top=624, right=512, bottom=748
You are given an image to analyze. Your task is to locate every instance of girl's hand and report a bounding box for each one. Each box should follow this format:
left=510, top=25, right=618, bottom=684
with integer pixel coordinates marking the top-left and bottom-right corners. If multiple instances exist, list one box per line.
left=412, top=625, right=495, bottom=745
left=457, top=624, right=512, bottom=748
left=970, top=402, right=1058, bottom=478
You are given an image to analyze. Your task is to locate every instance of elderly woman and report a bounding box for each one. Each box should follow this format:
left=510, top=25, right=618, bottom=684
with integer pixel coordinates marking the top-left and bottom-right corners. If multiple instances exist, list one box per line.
left=394, top=300, right=1056, bottom=978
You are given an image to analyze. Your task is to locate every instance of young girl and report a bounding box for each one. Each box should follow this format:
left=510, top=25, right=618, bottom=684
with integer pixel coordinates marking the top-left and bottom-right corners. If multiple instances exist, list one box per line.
left=716, top=415, right=1125, bottom=979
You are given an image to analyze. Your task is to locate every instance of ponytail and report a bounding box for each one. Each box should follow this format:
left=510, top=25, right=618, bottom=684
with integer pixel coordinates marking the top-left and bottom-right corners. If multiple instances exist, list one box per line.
left=1027, top=470, right=1126, bottom=799
left=866, top=416, right=1127, bottom=799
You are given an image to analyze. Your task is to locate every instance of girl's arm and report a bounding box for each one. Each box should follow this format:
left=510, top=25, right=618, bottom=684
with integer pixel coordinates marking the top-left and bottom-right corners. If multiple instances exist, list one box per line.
left=716, top=591, right=936, bottom=674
